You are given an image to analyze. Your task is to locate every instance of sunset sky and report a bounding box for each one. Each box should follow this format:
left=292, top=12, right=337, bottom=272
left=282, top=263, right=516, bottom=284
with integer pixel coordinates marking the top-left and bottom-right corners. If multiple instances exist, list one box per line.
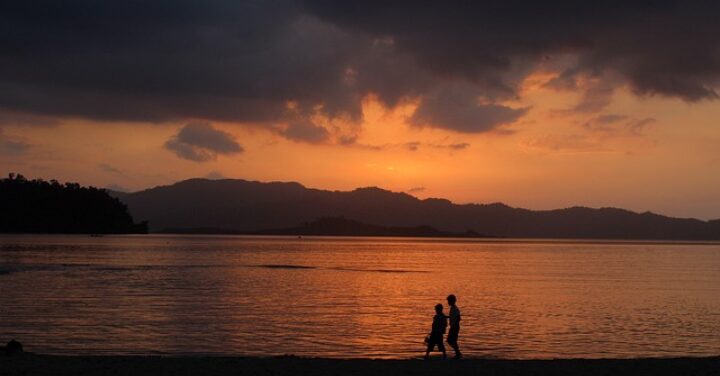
left=2, top=2, right=720, bottom=219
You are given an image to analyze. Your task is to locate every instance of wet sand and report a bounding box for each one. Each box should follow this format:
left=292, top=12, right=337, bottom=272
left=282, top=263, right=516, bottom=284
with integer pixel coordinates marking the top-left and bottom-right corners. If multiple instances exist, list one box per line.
left=2, top=354, right=718, bottom=376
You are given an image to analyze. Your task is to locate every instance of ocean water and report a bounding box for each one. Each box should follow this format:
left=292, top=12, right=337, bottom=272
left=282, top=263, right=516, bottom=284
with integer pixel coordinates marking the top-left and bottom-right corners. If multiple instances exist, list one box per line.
left=1, top=234, right=718, bottom=359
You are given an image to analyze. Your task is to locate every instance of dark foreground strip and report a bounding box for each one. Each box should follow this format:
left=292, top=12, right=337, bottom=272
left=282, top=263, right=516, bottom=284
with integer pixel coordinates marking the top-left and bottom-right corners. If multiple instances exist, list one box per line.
left=2, top=354, right=719, bottom=376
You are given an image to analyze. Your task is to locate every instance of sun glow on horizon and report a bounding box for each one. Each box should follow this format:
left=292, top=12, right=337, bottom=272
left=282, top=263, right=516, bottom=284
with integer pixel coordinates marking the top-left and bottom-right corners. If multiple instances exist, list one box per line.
left=3, top=76, right=720, bottom=219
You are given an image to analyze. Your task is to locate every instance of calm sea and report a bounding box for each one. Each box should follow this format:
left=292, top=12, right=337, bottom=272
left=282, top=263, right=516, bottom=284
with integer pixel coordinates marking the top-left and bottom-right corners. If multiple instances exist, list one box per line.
left=1, top=235, right=718, bottom=359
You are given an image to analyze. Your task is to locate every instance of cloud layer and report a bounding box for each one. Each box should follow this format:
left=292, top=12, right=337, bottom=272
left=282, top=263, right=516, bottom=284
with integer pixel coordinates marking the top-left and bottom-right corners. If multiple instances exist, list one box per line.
left=0, top=128, right=31, bottom=155
left=165, top=122, right=243, bottom=162
left=1, top=1, right=719, bottom=139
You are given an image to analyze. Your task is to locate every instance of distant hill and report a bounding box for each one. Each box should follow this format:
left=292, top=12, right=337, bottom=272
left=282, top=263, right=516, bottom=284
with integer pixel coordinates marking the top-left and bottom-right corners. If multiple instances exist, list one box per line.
left=115, top=178, right=720, bottom=240
left=1, top=174, right=147, bottom=234
left=159, top=217, right=487, bottom=238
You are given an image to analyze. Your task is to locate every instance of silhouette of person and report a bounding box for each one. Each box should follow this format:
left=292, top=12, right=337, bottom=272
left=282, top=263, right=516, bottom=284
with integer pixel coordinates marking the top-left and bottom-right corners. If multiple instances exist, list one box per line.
left=424, top=303, right=447, bottom=359
left=446, top=294, right=462, bottom=359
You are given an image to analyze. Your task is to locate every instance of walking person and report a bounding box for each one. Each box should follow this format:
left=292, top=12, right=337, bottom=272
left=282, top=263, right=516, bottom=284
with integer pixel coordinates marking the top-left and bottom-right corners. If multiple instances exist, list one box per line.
left=446, top=294, right=462, bottom=359
left=424, top=304, right=448, bottom=359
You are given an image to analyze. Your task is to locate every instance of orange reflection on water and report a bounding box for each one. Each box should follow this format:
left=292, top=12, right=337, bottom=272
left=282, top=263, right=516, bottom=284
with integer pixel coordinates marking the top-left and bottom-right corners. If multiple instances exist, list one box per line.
left=1, top=235, right=719, bottom=358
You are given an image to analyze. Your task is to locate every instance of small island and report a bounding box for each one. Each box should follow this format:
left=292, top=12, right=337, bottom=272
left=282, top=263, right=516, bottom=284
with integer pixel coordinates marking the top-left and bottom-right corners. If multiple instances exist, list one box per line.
left=0, top=174, right=147, bottom=234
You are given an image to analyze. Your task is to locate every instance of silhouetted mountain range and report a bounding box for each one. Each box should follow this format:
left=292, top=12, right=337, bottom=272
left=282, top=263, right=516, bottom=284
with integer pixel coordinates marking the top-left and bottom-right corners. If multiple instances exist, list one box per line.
left=114, top=178, right=720, bottom=240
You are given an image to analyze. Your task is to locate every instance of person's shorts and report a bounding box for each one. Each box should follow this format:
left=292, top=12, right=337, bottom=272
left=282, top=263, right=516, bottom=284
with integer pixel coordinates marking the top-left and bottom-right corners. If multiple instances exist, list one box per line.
left=427, top=334, right=444, bottom=349
left=447, top=326, right=460, bottom=344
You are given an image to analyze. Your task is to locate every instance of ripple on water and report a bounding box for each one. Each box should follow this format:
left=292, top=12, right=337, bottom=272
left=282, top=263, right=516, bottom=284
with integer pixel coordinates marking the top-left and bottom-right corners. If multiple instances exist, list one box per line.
left=1, top=235, right=719, bottom=359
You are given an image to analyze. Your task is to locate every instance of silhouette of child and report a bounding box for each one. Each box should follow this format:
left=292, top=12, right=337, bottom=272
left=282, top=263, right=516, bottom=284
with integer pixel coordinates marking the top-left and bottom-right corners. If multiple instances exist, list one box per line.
left=424, top=304, right=447, bottom=359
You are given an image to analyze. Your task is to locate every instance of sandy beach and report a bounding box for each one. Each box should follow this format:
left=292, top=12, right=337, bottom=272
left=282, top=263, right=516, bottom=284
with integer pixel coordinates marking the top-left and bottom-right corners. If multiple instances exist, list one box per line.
left=2, top=354, right=718, bottom=376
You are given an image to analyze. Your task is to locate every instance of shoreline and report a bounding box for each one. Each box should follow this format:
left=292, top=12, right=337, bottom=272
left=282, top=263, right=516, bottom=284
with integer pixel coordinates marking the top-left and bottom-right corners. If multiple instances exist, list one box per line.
left=5, top=232, right=720, bottom=245
left=2, top=354, right=719, bottom=376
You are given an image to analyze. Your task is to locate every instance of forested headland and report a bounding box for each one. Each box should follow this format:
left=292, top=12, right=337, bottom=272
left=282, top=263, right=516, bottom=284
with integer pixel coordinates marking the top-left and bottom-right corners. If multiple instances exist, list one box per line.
left=0, top=173, right=147, bottom=234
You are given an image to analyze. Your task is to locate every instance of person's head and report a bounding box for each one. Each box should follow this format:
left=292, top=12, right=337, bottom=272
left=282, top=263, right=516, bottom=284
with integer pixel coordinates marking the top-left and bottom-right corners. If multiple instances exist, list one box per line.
left=447, top=294, right=457, bottom=306
left=434, top=303, right=444, bottom=314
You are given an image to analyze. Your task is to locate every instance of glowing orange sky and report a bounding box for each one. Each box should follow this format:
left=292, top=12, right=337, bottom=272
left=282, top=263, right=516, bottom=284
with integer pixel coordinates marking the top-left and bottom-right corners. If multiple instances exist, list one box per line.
left=2, top=71, right=720, bottom=220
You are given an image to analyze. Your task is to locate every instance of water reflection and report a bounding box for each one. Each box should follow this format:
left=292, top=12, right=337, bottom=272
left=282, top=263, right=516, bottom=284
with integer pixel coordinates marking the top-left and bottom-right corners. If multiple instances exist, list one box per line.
left=0, top=235, right=719, bottom=359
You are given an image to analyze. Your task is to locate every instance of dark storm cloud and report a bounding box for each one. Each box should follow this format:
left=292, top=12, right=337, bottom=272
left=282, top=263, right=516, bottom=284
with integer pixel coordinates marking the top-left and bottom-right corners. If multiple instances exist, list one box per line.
left=164, top=122, right=243, bottom=162
left=0, top=111, right=61, bottom=127
left=1, top=1, right=719, bottom=138
left=410, top=85, right=528, bottom=133
left=303, top=1, right=720, bottom=101
left=0, top=1, right=354, bottom=124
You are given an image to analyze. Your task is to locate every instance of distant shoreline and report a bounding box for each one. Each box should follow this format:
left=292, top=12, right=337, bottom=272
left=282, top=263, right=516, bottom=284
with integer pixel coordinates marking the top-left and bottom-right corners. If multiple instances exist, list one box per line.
left=153, top=232, right=720, bottom=245
left=4, top=232, right=720, bottom=246
left=156, top=229, right=493, bottom=238
left=2, top=354, right=718, bottom=376
left=156, top=217, right=493, bottom=239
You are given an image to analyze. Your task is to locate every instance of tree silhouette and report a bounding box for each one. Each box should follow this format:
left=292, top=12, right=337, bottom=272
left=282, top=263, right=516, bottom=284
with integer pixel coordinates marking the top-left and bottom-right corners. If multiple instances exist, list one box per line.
left=0, top=173, right=147, bottom=234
